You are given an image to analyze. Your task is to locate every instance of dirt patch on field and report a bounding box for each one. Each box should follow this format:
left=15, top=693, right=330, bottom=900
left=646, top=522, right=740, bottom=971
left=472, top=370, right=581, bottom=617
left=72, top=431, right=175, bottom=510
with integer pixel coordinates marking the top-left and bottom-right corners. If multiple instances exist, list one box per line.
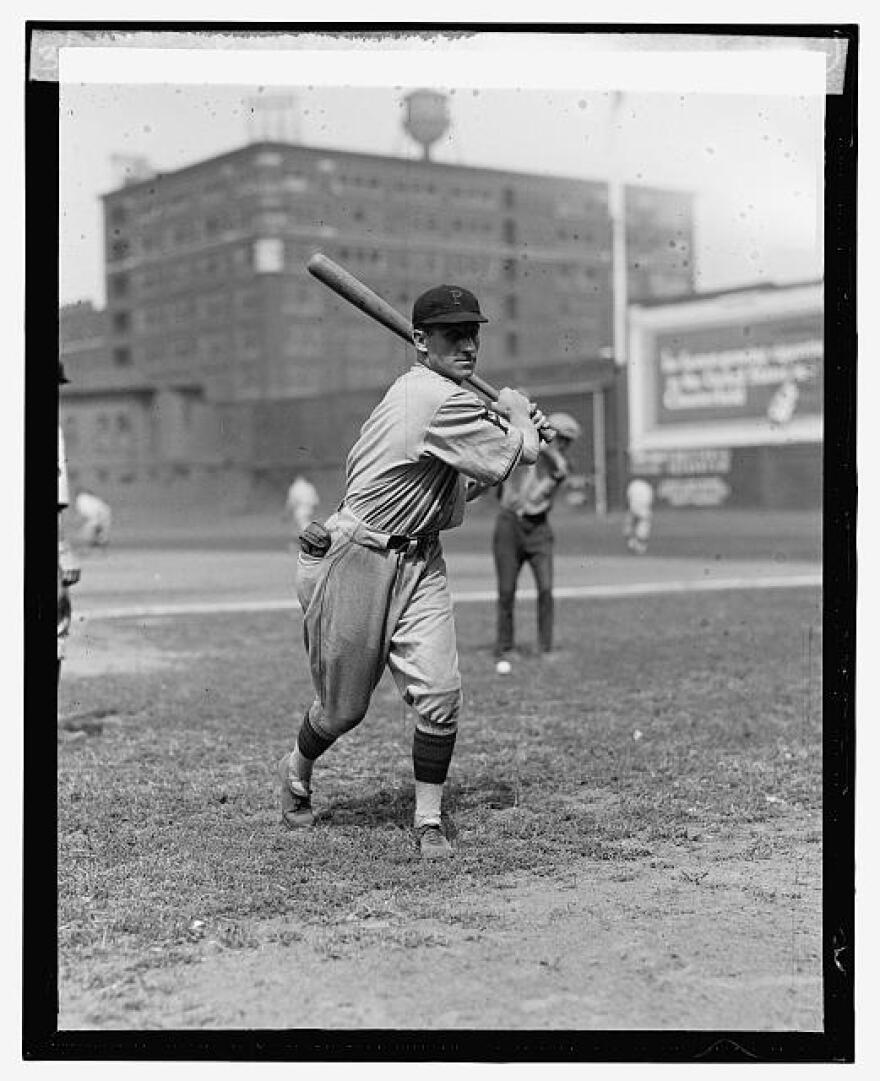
left=58, top=814, right=822, bottom=1032
left=61, top=619, right=193, bottom=679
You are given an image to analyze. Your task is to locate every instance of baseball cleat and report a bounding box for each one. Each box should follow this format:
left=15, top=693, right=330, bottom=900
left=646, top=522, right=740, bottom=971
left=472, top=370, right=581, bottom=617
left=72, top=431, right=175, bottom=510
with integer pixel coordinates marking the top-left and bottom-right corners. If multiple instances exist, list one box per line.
left=277, top=753, right=315, bottom=829
left=415, top=823, right=453, bottom=860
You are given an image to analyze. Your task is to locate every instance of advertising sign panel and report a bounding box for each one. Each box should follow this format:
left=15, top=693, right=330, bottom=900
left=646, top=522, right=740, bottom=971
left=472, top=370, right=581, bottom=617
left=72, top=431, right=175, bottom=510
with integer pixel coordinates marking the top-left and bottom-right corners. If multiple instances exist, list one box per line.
left=628, top=283, right=823, bottom=453
left=654, top=315, right=823, bottom=425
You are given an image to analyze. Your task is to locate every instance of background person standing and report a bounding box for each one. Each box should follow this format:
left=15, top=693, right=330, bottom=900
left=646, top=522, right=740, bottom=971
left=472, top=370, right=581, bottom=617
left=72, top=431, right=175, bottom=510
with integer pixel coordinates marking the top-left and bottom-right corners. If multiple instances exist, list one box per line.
left=284, top=474, right=321, bottom=542
left=624, top=475, right=655, bottom=555
left=75, top=489, right=112, bottom=550
left=491, top=411, right=581, bottom=660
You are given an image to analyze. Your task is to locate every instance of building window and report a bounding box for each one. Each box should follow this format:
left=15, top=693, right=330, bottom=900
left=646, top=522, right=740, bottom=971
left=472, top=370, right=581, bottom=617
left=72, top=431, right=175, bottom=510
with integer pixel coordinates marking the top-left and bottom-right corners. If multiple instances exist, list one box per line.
left=503, top=219, right=517, bottom=245
left=110, top=273, right=130, bottom=298
left=503, top=187, right=515, bottom=209
left=504, top=295, right=518, bottom=319
left=113, top=347, right=131, bottom=367
left=94, top=415, right=110, bottom=453
left=506, top=332, right=519, bottom=357
left=110, top=239, right=131, bottom=261
left=112, top=311, right=130, bottom=334
left=254, top=238, right=284, bottom=273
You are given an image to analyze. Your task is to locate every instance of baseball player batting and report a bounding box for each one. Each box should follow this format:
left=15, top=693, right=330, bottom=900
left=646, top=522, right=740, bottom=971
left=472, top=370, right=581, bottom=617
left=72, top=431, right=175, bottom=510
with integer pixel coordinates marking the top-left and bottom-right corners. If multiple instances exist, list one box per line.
left=278, top=279, right=548, bottom=859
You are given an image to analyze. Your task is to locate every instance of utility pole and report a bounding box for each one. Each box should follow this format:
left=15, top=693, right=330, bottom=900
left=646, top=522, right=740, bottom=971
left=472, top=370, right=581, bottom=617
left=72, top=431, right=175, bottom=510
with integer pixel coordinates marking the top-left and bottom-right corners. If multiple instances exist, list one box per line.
left=608, top=90, right=629, bottom=511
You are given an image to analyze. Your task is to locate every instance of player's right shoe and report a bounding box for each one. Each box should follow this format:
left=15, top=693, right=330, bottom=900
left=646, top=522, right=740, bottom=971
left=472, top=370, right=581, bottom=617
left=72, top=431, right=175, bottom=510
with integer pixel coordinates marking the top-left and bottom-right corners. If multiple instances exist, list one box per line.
left=277, top=753, right=315, bottom=829
left=415, top=822, right=453, bottom=860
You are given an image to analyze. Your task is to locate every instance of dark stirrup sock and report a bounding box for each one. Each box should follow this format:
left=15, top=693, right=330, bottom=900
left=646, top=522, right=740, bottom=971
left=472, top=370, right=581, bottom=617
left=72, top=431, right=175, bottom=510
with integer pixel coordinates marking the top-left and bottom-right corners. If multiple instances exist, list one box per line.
left=297, top=712, right=337, bottom=761
left=412, top=728, right=457, bottom=784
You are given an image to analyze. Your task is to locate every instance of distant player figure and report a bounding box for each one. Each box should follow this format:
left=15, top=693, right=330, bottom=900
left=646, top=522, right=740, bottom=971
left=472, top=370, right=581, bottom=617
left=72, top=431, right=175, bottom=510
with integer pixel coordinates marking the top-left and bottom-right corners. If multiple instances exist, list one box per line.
left=489, top=411, right=582, bottom=660
left=277, top=283, right=548, bottom=859
left=624, top=476, right=654, bottom=555
left=284, top=474, right=320, bottom=540
left=75, top=489, right=112, bottom=550
left=767, top=378, right=800, bottom=426
left=57, top=362, right=80, bottom=683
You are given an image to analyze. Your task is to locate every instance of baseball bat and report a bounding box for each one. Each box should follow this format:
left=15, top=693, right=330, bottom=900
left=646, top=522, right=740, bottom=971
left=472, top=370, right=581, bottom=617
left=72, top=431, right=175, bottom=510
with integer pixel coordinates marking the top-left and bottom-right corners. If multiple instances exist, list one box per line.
left=306, top=252, right=553, bottom=440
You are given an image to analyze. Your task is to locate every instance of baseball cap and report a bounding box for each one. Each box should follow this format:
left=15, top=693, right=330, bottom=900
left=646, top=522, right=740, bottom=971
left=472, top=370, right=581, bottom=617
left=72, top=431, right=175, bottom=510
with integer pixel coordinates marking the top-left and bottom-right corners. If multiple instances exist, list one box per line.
left=412, top=284, right=488, bottom=327
left=547, top=412, right=582, bottom=440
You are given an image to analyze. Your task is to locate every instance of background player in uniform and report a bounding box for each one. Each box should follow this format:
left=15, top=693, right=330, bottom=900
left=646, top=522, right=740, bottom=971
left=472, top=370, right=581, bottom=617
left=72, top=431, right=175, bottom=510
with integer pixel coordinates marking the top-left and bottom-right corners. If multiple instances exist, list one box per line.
left=278, top=283, right=547, bottom=859
left=57, top=362, right=80, bottom=683
left=283, top=474, right=320, bottom=544
left=624, top=474, right=655, bottom=555
left=76, top=489, right=113, bottom=550
left=486, top=412, right=581, bottom=661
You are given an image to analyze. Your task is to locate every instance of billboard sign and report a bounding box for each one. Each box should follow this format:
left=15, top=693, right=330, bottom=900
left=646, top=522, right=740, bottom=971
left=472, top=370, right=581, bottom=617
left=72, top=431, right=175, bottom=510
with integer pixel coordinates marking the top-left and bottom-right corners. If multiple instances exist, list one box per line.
left=630, top=447, right=733, bottom=507
left=628, top=283, right=823, bottom=452
left=655, top=316, right=823, bottom=425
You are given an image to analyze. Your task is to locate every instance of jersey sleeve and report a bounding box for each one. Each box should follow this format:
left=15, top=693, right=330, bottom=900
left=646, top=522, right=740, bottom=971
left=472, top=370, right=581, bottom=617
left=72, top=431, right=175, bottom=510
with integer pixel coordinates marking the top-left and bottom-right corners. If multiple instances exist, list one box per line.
left=421, top=389, right=523, bottom=486
left=539, top=444, right=569, bottom=482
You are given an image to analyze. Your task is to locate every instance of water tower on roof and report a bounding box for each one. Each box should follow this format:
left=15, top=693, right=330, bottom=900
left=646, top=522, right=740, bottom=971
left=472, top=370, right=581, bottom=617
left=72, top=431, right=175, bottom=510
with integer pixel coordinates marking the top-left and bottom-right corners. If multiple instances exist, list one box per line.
left=402, top=89, right=450, bottom=162
left=245, top=93, right=302, bottom=144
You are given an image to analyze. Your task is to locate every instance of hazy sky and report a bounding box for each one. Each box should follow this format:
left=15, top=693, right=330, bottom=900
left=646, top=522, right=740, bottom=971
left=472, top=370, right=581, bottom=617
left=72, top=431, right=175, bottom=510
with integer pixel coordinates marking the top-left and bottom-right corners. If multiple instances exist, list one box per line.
left=59, top=77, right=823, bottom=308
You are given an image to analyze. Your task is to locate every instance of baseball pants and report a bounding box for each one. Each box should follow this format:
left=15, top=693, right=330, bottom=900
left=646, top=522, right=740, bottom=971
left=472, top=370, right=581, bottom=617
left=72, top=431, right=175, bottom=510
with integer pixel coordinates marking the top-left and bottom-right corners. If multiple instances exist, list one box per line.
left=492, top=509, right=555, bottom=654
left=625, top=512, right=652, bottom=544
left=296, top=507, right=462, bottom=743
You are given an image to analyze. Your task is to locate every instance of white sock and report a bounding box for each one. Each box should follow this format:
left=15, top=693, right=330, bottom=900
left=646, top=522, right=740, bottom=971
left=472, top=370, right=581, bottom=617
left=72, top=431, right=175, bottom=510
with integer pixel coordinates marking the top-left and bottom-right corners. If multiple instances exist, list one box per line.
left=414, top=781, right=443, bottom=828
left=289, top=746, right=314, bottom=791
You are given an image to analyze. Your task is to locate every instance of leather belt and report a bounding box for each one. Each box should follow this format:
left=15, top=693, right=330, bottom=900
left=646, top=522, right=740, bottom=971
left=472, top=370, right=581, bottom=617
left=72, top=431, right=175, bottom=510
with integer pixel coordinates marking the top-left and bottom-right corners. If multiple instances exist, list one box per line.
left=387, top=533, right=436, bottom=553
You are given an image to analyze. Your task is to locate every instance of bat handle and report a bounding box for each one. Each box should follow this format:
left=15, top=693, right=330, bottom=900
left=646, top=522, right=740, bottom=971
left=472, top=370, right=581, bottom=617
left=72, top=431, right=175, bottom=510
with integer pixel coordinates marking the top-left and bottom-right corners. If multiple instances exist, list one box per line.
left=465, top=374, right=554, bottom=444
left=466, top=372, right=499, bottom=399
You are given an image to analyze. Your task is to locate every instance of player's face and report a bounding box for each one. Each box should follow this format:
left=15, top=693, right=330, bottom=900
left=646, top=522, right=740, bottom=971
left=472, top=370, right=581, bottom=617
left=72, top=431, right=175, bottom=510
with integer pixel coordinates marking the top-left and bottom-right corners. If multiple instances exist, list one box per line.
left=420, top=322, right=481, bottom=383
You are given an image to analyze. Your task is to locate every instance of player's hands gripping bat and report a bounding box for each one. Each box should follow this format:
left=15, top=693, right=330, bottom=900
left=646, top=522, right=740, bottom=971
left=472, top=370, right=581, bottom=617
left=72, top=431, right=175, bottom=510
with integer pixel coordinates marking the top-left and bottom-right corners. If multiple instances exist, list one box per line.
left=306, top=252, right=555, bottom=442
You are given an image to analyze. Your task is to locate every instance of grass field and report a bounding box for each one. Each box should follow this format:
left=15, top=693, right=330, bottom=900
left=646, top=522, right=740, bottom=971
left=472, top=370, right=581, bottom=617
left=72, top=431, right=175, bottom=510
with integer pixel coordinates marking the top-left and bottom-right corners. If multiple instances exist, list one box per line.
left=56, top=576, right=823, bottom=1031
left=107, top=503, right=823, bottom=563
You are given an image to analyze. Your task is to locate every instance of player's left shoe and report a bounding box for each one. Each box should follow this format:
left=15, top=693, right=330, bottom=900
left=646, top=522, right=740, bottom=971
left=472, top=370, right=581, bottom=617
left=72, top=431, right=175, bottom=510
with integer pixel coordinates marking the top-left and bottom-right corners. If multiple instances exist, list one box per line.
left=415, top=822, right=453, bottom=859
left=277, top=753, right=315, bottom=829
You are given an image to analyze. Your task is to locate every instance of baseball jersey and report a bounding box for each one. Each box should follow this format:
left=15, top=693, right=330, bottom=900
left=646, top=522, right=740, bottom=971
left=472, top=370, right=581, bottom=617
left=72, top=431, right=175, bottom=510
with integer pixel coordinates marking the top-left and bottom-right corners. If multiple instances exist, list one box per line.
left=287, top=477, right=319, bottom=512
left=345, top=363, right=524, bottom=536
left=626, top=478, right=654, bottom=516
left=76, top=491, right=111, bottom=526
left=498, top=444, right=569, bottom=517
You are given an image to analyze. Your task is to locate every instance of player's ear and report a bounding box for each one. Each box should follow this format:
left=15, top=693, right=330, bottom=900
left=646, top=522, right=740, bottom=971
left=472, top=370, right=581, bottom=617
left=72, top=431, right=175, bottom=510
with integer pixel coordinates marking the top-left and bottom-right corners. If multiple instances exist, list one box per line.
left=412, top=327, right=428, bottom=354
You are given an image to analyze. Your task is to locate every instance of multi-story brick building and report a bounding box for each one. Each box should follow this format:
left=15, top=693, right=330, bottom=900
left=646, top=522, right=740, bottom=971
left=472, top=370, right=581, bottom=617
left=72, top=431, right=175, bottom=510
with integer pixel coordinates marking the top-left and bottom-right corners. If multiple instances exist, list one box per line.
left=60, top=140, right=695, bottom=508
